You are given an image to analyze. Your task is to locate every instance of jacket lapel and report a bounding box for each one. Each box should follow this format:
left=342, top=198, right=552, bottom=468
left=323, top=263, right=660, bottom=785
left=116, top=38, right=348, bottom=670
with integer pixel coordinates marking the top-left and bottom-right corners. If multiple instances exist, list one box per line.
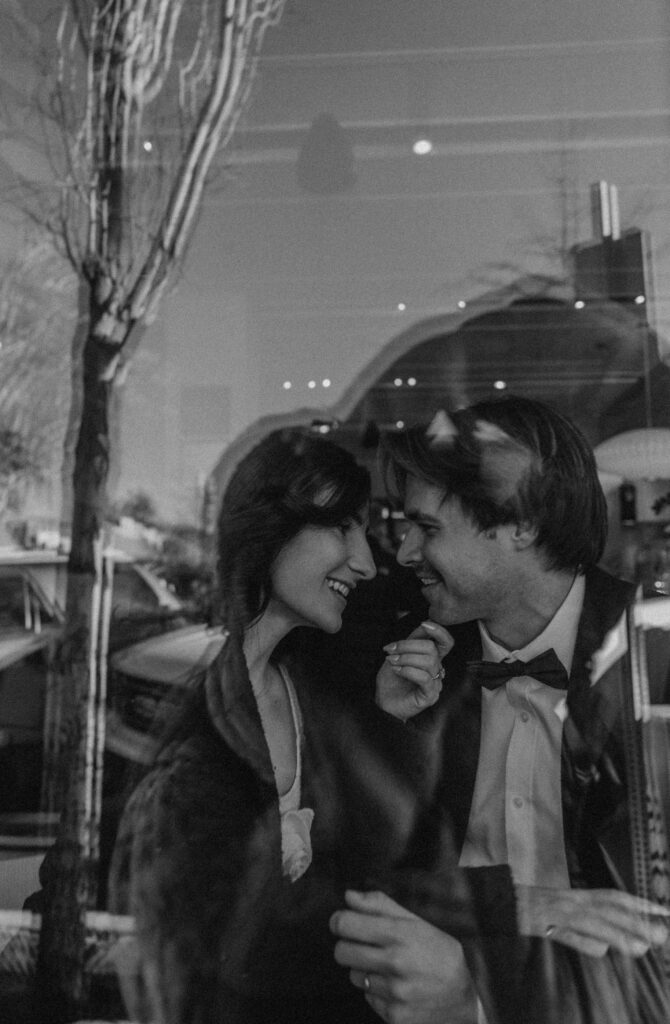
left=440, top=621, right=483, bottom=850
left=561, top=568, right=636, bottom=886
left=564, top=568, right=635, bottom=776
left=205, top=640, right=277, bottom=790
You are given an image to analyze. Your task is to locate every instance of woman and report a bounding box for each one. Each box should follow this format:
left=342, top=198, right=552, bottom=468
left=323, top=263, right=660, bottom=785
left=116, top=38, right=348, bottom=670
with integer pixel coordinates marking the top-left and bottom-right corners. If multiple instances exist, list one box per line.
left=109, top=428, right=449, bottom=1024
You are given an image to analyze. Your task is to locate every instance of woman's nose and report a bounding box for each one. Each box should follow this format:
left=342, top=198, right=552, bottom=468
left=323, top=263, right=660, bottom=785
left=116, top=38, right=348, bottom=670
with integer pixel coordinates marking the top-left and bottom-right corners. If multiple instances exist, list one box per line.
left=350, top=532, right=376, bottom=580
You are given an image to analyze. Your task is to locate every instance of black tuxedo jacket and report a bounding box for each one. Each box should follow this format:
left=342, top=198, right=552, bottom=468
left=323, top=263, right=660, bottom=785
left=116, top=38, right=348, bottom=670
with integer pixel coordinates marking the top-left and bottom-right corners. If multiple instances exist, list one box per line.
left=396, top=566, right=670, bottom=1023
left=426, top=566, right=637, bottom=891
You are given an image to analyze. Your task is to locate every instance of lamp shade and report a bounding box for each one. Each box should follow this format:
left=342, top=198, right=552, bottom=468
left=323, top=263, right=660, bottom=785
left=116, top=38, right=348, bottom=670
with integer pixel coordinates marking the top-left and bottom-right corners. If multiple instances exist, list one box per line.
left=594, top=428, right=670, bottom=481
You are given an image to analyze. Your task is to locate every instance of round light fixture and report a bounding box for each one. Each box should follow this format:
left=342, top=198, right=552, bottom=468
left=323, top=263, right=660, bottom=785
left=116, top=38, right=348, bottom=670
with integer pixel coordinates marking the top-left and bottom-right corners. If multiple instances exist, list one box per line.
left=412, top=139, right=433, bottom=156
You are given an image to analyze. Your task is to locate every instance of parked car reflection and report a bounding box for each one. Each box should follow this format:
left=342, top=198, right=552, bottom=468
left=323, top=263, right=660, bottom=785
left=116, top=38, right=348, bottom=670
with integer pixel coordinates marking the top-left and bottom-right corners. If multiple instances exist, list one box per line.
left=0, top=547, right=194, bottom=814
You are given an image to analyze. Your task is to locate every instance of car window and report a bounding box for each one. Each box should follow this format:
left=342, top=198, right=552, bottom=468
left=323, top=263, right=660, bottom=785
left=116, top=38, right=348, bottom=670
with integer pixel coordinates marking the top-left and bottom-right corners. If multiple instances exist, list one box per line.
left=111, top=564, right=162, bottom=618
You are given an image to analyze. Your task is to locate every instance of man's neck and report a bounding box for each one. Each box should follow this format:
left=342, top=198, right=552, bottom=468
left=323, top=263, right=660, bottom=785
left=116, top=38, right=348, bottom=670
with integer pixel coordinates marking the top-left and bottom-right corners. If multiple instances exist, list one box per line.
left=482, top=569, right=577, bottom=652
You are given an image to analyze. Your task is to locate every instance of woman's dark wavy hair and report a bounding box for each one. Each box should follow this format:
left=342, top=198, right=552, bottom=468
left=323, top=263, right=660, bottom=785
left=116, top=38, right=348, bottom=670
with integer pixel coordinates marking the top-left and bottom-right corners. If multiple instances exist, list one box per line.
left=217, top=428, right=371, bottom=636
left=382, top=396, right=607, bottom=573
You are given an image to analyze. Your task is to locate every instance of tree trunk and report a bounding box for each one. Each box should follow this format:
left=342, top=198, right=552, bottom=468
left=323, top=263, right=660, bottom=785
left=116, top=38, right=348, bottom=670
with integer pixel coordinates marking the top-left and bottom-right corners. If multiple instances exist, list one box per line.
left=36, top=319, right=117, bottom=1022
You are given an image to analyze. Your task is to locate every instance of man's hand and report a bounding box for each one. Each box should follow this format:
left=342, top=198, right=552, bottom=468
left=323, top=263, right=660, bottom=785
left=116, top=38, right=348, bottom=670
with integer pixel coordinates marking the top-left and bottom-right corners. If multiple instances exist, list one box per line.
left=516, top=884, right=670, bottom=958
left=329, top=889, right=478, bottom=1024
left=376, top=621, right=454, bottom=722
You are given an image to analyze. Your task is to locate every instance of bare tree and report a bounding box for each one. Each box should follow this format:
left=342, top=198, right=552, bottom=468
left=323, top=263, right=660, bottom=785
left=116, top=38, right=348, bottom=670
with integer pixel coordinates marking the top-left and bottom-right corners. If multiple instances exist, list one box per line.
left=2, top=2, right=287, bottom=1018
left=0, top=240, right=75, bottom=534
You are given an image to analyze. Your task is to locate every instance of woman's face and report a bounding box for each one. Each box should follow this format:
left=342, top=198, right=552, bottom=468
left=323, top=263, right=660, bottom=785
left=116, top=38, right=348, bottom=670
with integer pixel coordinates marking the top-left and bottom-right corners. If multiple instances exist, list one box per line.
left=269, top=512, right=376, bottom=633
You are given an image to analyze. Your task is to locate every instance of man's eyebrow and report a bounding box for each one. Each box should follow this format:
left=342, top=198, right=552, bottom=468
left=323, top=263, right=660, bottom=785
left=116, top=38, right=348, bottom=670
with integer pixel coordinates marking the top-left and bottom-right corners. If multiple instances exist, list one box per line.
left=404, top=509, right=441, bottom=525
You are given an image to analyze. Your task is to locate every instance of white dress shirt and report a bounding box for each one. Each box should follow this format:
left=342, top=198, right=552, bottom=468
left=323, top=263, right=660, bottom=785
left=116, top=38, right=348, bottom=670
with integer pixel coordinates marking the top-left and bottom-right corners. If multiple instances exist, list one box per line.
left=458, top=574, right=585, bottom=888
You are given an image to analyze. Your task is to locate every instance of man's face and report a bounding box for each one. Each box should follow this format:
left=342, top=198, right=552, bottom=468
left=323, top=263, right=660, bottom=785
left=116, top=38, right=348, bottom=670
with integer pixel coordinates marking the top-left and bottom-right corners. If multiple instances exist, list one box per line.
left=397, top=476, right=515, bottom=626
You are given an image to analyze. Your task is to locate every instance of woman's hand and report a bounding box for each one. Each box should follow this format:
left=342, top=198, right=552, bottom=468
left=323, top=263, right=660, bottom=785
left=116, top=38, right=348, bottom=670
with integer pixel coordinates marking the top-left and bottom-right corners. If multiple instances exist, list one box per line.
left=516, top=884, right=670, bottom=958
left=376, top=621, right=453, bottom=721
left=330, top=890, right=478, bottom=1024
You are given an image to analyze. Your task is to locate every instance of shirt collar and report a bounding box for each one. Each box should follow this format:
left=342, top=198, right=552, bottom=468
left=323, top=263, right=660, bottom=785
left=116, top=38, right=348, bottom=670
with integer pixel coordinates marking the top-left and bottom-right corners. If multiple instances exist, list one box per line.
left=478, top=573, right=585, bottom=675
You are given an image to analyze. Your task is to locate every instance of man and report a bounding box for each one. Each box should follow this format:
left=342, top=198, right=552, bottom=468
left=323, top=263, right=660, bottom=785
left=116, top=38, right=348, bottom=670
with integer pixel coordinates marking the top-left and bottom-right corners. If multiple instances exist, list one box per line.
left=330, top=396, right=670, bottom=1023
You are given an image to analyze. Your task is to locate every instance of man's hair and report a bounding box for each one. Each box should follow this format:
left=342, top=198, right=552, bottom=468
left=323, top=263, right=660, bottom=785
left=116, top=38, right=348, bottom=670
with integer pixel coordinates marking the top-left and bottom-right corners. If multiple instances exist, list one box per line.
left=382, top=396, right=607, bottom=572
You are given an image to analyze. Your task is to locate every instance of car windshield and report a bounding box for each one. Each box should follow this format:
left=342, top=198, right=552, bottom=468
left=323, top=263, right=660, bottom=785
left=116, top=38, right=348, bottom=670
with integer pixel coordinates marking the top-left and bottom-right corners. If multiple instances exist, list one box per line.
left=0, top=568, right=58, bottom=633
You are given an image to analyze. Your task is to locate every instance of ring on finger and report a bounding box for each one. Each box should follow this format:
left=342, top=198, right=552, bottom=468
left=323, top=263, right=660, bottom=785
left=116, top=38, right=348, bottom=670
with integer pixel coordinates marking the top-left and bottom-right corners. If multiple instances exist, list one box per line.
left=430, top=667, right=445, bottom=681
left=545, top=924, right=557, bottom=937
left=363, top=973, right=371, bottom=992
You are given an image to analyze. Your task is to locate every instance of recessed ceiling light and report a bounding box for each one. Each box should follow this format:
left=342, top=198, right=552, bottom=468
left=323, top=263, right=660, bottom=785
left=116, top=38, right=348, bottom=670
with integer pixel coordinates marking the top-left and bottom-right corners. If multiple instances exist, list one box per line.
left=574, top=300, right=585, bottom=309
left=322, top=378, right=331, bottom=387
left=397, top=302, right=406, bottom=311
left=308, top=380, right=316, bottom=389
left=494, top=380, right=507, bottom=390
left=394, top=378, right=403, bottom=387
left=407, top=377, right=417, bottom=386
left=635, top=295, right=646, bottom=305
left=143, top=140, right=153, bottom=152
left=412, top=139, right=433, bottom=156
left=457, top=300, right=467, bottom=309
left=282, top=381, right=292, bottom=390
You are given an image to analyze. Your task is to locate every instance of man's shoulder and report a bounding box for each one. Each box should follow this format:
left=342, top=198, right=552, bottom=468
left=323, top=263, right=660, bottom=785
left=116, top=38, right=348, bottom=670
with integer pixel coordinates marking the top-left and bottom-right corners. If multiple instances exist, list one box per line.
left=584, top=564, right=636, bottom=601
left=582, top=565, right=637, bottom=628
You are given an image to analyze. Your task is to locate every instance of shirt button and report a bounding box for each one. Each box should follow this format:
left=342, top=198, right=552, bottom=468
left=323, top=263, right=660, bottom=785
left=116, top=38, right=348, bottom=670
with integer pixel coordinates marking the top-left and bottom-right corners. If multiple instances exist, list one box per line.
left=520, top=711, right=530, bottom=723
left=512, top=796, right=524, bottom=809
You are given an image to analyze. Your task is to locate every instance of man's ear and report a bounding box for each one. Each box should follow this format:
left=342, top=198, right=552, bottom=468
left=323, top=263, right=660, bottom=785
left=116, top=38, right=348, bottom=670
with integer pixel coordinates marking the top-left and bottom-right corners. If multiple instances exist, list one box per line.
left=510, top=521, right=538, bottom=550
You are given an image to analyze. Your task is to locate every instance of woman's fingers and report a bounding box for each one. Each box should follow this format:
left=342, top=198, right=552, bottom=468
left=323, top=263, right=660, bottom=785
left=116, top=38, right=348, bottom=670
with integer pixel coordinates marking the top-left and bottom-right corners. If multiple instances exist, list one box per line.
left=417, top=620, right=455, bottom=655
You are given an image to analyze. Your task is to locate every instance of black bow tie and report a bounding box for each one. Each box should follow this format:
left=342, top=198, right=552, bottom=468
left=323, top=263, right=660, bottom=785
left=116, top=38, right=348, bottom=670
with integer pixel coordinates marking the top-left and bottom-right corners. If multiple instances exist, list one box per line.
left=467, top=648, right=568, bottom=691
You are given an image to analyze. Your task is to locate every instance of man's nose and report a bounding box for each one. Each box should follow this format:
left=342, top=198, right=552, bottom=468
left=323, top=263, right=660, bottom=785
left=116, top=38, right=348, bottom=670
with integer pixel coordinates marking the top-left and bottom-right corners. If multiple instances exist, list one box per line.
left=396, top=524, right=421, bottom=567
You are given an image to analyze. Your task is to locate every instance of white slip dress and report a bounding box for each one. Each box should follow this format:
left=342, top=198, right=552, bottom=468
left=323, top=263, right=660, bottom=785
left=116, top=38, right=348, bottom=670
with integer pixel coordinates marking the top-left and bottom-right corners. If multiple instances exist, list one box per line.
left=275, top=664, right=315, bottom=882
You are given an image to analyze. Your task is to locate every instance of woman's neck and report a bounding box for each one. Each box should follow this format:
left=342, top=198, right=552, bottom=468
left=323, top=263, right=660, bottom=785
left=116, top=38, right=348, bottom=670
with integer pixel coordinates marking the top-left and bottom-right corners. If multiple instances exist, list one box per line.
left=243, top=606, right=293, bottom=695
left=243, top=610, right=298, bottom=797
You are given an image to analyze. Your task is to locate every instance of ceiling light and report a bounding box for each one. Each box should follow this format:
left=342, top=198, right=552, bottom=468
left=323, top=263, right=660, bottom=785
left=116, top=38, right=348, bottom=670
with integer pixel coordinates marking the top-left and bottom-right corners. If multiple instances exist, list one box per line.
left=412, top=139, right=433, bottom=156
left=143, top=140, right=153, bottom=152
left=322, top=378, right=331, bottom=388
left=407, top=377, right=417, bottom=386
left=494, top=380, right=507, bottom=390
left=635, top=295, right=646, bottom=305
left=396, top=420, right=405, bottom=429
left=457, top=300, right=467, bottom=310
left=397, top=302, right=406, bottom=311
left=394, top=378, right=403, bottom=387
left=308, top=380, right=316, bottom=389
left=282, top=381, right=292, bottom=390
left=574, top=300, right=585, bottom=309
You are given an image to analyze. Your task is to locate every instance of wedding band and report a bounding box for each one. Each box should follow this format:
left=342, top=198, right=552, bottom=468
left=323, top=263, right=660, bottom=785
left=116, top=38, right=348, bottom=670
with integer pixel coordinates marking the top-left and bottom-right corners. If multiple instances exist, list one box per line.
left=363, top=974, right=371, bottom=992
left=431, top=667, right=445, bottom=681
left=545, top=924, right=557, bottom=937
